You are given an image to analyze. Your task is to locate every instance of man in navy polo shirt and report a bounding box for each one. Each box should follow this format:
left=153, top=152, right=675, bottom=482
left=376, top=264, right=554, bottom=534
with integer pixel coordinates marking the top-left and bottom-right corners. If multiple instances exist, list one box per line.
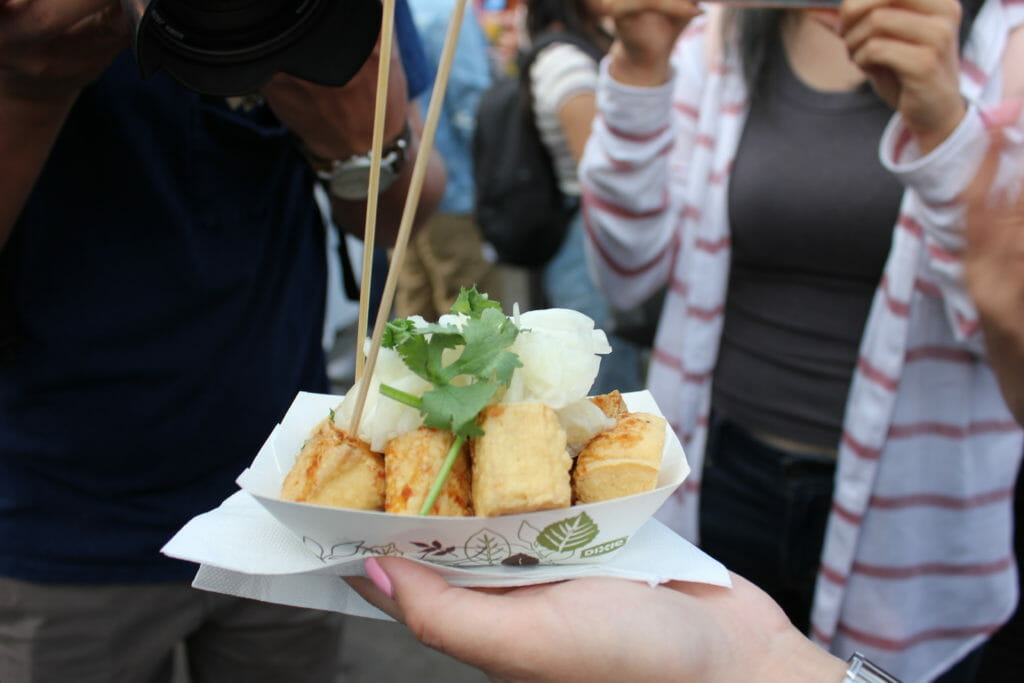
left=0, top=0, right=442, bottom=680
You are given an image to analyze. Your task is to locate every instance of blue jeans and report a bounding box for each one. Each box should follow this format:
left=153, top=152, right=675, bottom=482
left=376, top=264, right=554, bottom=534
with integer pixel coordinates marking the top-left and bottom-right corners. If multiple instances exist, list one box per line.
left=542, top=212, right=645, bottom=394
left=698, top=414, right=835, bottom=635
left=699, top=415, right=986, bottom=682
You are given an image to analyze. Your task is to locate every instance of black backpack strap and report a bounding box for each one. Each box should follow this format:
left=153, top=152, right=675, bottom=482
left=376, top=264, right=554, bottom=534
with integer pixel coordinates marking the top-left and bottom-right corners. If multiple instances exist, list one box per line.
left=335, top=228, right=360, bottom=302
left=514, top=30, right=601, bottom=208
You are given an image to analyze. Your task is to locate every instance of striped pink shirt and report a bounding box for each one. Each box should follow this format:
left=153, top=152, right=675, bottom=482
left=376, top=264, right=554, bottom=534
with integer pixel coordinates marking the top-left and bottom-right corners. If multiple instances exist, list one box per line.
left=580, top=4, right=1024, bottom=680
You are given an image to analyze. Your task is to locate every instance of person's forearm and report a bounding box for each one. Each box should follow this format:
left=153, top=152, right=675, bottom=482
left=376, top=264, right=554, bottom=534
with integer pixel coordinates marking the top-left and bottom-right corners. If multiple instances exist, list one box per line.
left=328, top=103, right=447, bottom=246
left=607, top=41, right=673, bottom=87
left=0, top=92, right=76, bottom=250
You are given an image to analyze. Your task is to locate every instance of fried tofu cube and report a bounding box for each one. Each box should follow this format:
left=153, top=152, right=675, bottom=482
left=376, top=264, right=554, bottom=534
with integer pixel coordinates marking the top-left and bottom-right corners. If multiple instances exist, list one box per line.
left=385, top=427, right=473, bottom=516
left=572, top=412, right=665, bottom=503
left=280, top=418, right=384, bottom=510
left=471, top=403, right=572, bottom=517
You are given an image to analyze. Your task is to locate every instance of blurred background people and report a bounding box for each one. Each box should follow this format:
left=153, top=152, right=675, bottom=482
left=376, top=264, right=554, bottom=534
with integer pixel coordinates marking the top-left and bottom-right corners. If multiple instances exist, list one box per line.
left=523, top=0, right=646, bottom=395
left=0, top=0, right=442, bottom=680
left=580, top=0, right=1024, bottom=680
left=477, top=0, right=526, bottom=76
left=396, top=0, right=505, bottom=320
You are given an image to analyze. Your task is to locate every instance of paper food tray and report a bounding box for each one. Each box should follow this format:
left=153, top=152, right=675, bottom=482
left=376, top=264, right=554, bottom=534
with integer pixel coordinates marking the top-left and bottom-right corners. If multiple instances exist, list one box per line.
left=236, top=390, right=689, bottom=567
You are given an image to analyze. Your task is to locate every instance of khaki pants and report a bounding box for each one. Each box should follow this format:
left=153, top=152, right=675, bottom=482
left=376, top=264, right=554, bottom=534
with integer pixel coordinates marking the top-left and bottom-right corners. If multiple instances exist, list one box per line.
left=394, top=212, right=503, bottom=319
left=0, top=577, right=343, bottom=683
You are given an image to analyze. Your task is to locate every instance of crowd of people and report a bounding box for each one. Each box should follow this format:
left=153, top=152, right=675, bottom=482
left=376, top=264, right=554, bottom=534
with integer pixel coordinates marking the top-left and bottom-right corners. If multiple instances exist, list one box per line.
left=2, top=0, right=1023, bottom=681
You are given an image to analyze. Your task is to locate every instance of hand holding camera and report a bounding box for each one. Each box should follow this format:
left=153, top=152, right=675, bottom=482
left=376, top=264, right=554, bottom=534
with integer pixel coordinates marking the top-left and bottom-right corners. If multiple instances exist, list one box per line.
left=605, top=0, right=703, bottom=87
left=839, top=0, right=966, bottom=153
left=261, top=37, right=410, bottom=164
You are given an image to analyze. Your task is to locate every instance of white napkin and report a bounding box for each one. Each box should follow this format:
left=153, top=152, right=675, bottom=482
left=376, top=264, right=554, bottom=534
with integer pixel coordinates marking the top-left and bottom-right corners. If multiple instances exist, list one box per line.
left=163, top=490, right=731, bottom=620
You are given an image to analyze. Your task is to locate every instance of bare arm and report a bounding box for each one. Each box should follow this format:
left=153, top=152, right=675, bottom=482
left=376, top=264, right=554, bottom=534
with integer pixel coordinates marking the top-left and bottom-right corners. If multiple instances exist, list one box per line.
left=0, top=0, right=128, bottom=251
left=559, top=92, right=596, bottom=164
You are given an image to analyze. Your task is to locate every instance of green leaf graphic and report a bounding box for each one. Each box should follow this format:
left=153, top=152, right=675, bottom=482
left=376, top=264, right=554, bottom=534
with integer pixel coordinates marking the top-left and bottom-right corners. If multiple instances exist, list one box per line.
left=464, top=529, right=512, bottom=565
left=536, top=512, right=600, bottom=553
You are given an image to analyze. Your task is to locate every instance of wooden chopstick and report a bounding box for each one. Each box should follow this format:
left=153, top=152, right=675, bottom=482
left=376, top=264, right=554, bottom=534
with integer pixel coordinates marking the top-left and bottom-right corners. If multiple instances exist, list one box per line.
left=348, top=0, right=470, bottom=435
left=354, top=0, right=398, bottom=383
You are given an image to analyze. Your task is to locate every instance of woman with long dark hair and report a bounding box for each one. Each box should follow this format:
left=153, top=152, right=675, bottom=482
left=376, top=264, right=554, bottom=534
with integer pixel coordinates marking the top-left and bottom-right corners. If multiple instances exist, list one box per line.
left=581, top=0, right=1023, bottom=680
left=523, top=0, right=646, bottom=396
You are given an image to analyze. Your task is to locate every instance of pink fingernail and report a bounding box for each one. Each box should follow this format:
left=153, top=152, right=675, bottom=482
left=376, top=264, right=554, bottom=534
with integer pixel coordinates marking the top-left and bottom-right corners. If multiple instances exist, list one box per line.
left=364, top=557, right=394, bottom=598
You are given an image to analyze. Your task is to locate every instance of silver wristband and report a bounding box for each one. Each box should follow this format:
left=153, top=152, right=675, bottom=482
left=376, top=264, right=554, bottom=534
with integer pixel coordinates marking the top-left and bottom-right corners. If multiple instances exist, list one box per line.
left=842, top=652, right=901, bottom=683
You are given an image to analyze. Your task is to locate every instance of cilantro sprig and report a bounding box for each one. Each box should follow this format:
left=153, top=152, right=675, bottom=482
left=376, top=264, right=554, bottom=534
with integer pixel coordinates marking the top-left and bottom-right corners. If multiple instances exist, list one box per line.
left=380, top=287, right=521, bottom=515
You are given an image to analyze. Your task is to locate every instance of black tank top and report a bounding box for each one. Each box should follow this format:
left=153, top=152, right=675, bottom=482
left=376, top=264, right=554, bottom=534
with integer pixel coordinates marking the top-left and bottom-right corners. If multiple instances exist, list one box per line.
left=713, top=40, right=904, bottom=449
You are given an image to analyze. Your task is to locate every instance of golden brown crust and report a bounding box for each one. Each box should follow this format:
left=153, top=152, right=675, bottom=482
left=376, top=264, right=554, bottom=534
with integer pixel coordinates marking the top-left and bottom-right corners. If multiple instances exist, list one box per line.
left=572, top=412, right=666, bottom=504
left=285, top=395, right=668, bottom=515
left=384, top=427, right=473, bottom=516
left=588, top=390, right=628, bottom=419
left=280, top=418, right=385, bottom=510
left=471, top=403, right=572, bottom=517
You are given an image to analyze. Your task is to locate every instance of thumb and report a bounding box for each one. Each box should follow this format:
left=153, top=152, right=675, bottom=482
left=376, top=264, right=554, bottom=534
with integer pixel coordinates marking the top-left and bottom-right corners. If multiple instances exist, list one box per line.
left=359, top=557, right=537, bottom=675
left=346, top=556, right=468, bottom=625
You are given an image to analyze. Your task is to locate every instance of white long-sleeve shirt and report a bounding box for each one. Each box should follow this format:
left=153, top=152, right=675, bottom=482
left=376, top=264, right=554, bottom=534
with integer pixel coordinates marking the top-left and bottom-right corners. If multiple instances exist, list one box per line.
left=579, top=4, right=1024, bottom=680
